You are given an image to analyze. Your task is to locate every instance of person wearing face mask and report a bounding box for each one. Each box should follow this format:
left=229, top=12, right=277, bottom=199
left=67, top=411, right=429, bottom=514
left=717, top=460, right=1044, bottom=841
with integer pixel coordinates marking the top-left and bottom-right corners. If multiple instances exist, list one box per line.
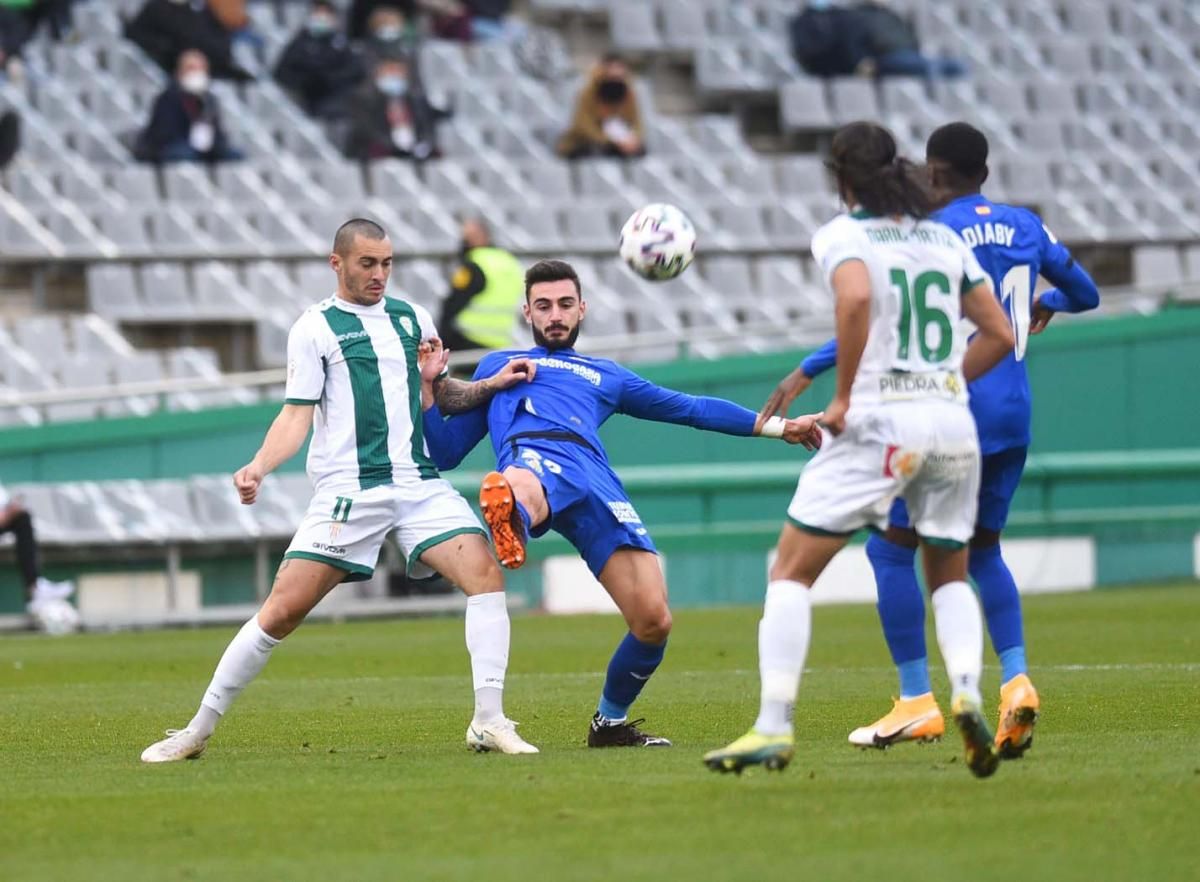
left=344, top=56, right=443, bottom=161
left=347, top=0, right=415, bottom=41
left=438, top=218, right=525, bottom=356
left=362, top=4, right=419, bottom=65
left=275, top=1, right=367, bottom=119
left=134, top=48, right=244, bottom=163
left=556, top=54, right=645, bottom=161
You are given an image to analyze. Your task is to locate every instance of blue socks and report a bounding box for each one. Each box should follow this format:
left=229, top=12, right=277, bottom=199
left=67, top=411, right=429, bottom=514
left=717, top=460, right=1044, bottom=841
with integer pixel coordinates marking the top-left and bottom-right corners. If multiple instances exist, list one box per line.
left=970, top=542, right=1027, bottom=682
left=866, top=534, right=931, bottom=698
left=514, top=500, right=532, bottom=537
left=596, top=632, right=666, bottom=720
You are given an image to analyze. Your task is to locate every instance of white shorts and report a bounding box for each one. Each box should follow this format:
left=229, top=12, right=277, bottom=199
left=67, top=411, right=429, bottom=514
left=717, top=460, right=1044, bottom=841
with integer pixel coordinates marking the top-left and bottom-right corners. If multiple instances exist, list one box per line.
left=284, top=478, right=486, bottom=582
left=787, top=401, right=981, bottom=547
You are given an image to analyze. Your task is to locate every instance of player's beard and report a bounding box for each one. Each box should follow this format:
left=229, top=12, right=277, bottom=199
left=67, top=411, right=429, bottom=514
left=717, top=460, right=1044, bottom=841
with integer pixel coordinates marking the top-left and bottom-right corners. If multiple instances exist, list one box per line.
left=532, top=320, right=580, bottom=351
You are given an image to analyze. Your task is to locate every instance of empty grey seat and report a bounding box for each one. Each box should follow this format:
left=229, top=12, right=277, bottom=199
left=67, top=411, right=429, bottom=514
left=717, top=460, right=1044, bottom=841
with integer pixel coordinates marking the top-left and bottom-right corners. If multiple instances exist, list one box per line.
left=138, top=262, right=196, bottom=319
left=87, top=262, right=141, bottom=320
left=827, top=78, right=879, bottom=124
left=189, top=475, right=263, bottom=541
left=609, top=2, right=663, bottom=51
left=142, top=479, right=203, bottom=542
left=775, top=155, right=830, bottom=195
left=779, top=78, right=833, bottom=131
left=701, top=255, right=754, bottom=296
left=13, top=314, right=68, bottom=356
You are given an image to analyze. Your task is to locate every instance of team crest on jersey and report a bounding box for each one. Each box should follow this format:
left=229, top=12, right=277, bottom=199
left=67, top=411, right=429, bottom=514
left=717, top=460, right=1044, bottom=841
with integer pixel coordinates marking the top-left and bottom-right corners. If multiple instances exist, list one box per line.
left=883, top=445, right=922, bottom=480
left=398, top=315, right=414, bottom=337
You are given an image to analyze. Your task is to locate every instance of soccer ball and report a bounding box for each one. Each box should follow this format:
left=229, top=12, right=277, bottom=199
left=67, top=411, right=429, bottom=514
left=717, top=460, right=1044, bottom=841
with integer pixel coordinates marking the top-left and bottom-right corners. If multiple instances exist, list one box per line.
left=619, top=203, right=697, bottom=281
left=28, top=597, right=82, bottom=636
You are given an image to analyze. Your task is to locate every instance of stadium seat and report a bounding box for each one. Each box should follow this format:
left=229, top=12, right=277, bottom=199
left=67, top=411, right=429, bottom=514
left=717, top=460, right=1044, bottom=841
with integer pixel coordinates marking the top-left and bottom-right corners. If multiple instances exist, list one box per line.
left=1132, top=245, right=1186, bottom=288
left=779, top=78, right=833, bottom=132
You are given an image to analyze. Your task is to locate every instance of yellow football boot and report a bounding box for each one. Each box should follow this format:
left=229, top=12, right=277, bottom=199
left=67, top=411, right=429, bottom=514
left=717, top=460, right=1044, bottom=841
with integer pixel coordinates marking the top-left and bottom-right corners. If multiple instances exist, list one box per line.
left=995, top=673, right=1040, bottom=759
left=848, top=693, right=945, bottom=749
left=703, top=730, right=795, bottom=774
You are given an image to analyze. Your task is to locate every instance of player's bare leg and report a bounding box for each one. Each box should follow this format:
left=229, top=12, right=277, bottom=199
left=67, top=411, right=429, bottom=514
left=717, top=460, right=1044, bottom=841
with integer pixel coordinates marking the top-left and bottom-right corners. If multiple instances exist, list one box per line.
left=479, top=466, right=548, bottom=569
left=588, top=549, right=673, bottom=747
left=141, top=559, right=344, bottom=763
left=922, top=543, right=999, bottom=779
left=419, top=533, right=538, bottom=755
left=705, top=524, right=845, bottom=774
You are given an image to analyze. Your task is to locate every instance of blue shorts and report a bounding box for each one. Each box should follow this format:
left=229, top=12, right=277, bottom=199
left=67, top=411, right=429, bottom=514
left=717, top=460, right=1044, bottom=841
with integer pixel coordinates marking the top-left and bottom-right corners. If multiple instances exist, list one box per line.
left=498, top=439, right=657, bottom=578
left=889, top=446, right=1027, bottom=535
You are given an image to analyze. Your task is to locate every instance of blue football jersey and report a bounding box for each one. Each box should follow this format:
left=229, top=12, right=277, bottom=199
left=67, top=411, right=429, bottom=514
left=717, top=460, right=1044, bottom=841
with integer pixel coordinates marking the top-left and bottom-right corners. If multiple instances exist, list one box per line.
left=422, top=346, right=758, bottom=471
left=935, top=194, right=1098, bottom=453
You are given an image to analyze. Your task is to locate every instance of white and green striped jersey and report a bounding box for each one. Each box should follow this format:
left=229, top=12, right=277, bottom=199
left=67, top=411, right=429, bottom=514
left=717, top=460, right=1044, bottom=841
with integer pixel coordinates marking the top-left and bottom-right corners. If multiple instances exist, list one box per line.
left=285, top=294, right=439, bottom=493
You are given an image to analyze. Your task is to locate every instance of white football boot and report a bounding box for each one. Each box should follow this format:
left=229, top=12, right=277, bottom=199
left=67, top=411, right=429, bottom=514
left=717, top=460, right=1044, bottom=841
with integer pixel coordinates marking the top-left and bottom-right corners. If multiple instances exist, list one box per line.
left=32, top=577, right=75, bottom=603
left=466, top=718, right=539, bottom=754
left=141, top=728, right=209, bottom=763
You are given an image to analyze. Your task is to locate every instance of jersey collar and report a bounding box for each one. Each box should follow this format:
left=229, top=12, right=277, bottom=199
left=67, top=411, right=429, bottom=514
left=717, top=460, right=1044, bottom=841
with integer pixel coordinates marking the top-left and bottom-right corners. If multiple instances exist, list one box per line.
left=330, top=293, right=387, bottom=315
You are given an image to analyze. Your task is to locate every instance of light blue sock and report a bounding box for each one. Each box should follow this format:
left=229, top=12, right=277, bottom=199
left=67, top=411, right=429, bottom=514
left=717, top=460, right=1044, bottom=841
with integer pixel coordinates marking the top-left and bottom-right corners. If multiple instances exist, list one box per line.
left=897, top=659, right=932, bottom=699
left=998, top=646, right=1027, bottom=684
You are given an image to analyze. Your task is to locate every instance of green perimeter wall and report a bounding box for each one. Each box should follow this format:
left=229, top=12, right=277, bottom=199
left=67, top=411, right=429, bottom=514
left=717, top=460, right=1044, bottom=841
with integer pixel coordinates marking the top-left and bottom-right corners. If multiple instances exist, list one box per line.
left=2, top=307, right=1199, bottom=611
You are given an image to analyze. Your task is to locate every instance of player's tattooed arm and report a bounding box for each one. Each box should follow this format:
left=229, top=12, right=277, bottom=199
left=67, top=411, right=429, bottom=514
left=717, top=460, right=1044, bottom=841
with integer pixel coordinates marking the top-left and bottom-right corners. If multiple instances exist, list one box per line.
left=432, top=375, right=496, bottom=414
left=433, top=358, right=538, bottom=415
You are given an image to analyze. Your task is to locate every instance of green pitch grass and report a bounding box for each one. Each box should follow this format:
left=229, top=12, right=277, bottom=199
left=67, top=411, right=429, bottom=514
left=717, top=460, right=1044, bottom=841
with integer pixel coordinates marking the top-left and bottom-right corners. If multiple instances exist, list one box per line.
left=2, top=584, right=1198, bottom=882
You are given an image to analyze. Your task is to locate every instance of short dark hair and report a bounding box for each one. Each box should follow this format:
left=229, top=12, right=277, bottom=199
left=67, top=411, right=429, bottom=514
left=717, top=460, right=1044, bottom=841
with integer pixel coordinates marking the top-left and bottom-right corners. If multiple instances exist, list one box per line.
left=600, top=52, right=627, bottom=66
left=828, top=121, right=933, bottom=219
left=926, top=121, right=989, bottom=183
left=524, top=259, right=581, bottom=299
left=333, top=218, right=387, bottom=256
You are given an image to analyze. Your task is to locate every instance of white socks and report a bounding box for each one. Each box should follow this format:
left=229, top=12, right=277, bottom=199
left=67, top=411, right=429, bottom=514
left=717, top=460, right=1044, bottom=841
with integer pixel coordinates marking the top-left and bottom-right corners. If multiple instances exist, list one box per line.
left=931, top=580, right=984, bottom=706
left=465, top=592, right=509, bottom=722
left=753, top=580, right=812, bottom=736
left=189, top=615, right=280, bottom=737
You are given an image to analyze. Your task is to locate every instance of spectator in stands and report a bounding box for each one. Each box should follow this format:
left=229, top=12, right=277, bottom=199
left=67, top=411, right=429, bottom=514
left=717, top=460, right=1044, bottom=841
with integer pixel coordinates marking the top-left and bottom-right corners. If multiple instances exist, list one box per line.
left=0, top=482, right=76, bottom=628
left=438, top=218, right=524, bottom=353
left=275, top=1, right=367, bottom=119
left=556, top=54, right=644, bottom=160
left=466, top=0, right=523, bottom=42
left=846, top=0, right=965, bottom=79
left=126, top=0, right=254, bottom=82
left=347, top=0, right=415, bottom=40
left=344, top=55, right=445, bottom=160
left=134, top=49, right=244, bottom=163
left=362, top=3, right=420, bottom=63
left=0, top=108, right=17, bottom=169
left=789, top=0, right=861, bottom=77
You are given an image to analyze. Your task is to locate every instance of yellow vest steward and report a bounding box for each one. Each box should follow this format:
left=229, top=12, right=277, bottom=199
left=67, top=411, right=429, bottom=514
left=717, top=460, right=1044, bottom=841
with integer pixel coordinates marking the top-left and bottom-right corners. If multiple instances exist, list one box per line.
left=455, top=247, right=524, bottom=349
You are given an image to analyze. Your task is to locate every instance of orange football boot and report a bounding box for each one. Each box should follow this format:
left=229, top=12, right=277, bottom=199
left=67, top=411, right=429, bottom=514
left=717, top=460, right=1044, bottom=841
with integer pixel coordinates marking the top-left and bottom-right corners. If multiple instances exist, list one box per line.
left=995, top=673, right=1040, bottom=759
left=848, top=693, right=945, bottom=749
left=479, top=471, right=526, bottom=569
